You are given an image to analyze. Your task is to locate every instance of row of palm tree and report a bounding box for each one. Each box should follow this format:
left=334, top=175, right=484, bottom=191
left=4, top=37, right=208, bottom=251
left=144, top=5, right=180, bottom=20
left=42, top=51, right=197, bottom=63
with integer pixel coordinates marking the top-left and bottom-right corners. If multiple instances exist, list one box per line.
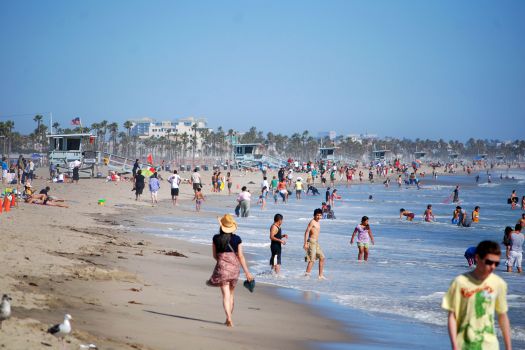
left=1, top=117, right=524, bottom=163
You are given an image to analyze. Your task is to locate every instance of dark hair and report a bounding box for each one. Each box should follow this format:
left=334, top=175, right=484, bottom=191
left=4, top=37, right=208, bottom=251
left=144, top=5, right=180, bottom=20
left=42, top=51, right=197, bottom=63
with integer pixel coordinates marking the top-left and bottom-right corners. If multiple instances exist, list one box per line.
left=474, top=206, right=480, bottom=210
left=137, top=169, right=142, bottom=175
left=427, top=205, right=432, bottom=209
left=503, top=226, right=513, bottom=246
left=241, top=186, right=247, bottom=191
left=314, top=208, right=323, bottom=216
left=263, top=177, right=267, bottom=180
left=45, top=186, right=50, bottom=191
left=361, top=216, right=369, bottom=223
left=152, top=172, right=158, bottom=178
left=274, top=213, right=283, bottom=222
left=400, top=208, right=405, bottom=212
left=475, top=240, right=501, bottom=259
left=216, top=229, right=232, bottom=252
left=516, top=223, right=522, bottom=231
left=173, top=170, right=177, bottom=174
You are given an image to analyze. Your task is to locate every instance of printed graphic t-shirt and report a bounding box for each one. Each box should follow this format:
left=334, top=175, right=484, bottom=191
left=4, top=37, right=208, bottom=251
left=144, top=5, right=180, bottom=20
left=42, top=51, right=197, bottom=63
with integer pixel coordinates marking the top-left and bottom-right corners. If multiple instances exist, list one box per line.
left=442, top=273, right=508, bottom=350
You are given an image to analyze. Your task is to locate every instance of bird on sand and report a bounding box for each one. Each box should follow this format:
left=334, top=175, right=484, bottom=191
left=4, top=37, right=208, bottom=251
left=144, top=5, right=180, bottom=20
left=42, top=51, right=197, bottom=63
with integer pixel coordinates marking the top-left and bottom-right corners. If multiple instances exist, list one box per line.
left=0, top=294, right=12, bottom=329
left=48, top=314, right=72, bottom=349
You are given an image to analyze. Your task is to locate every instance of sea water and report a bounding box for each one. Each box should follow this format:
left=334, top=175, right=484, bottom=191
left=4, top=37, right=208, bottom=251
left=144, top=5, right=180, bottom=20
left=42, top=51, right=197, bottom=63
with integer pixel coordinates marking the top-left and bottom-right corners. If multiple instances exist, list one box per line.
left=143, top=170, right=525, bottom=349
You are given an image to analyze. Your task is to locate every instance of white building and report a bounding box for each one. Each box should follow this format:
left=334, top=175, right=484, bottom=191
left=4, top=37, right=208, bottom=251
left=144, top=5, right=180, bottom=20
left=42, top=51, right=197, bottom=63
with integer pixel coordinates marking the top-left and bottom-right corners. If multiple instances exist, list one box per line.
left=130, top=117, right=208, bottom=139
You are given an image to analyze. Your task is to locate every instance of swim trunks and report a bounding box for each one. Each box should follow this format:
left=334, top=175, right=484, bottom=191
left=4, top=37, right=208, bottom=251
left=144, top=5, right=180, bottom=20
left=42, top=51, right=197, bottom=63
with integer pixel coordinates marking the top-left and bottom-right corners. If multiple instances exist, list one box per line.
left=171, top=188, right=179, bottom=196
left=305, top=240, right=325, bottom=262
left=357, top=242, right=369, bottom=248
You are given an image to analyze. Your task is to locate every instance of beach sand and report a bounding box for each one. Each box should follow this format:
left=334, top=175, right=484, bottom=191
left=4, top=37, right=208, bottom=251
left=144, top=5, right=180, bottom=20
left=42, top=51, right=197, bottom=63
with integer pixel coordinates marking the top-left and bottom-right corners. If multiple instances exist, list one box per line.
left=0, top=167, right=355, bottom=349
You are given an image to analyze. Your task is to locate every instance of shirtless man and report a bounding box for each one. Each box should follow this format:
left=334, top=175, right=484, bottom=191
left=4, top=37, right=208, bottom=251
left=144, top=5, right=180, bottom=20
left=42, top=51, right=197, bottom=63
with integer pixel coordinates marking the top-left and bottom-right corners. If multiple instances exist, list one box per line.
left=303, top=208, right=326, bottom=279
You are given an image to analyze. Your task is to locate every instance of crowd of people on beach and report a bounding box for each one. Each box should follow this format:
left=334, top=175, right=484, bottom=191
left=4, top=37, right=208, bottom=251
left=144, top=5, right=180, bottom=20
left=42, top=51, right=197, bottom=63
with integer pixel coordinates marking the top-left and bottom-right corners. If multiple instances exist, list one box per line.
left=4, top=154, right=522, bottom=349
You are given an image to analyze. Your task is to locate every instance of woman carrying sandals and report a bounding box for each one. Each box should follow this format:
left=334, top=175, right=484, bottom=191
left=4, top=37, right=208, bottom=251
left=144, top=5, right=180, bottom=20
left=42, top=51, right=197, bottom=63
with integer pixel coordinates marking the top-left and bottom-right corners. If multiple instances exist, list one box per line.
left=208, top=214, right=254, bottom=327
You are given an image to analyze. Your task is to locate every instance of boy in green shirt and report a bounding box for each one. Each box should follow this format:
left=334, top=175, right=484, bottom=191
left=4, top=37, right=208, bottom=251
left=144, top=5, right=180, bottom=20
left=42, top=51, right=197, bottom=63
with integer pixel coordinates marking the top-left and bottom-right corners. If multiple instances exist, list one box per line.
left=442, top=241, right=512, bottom=350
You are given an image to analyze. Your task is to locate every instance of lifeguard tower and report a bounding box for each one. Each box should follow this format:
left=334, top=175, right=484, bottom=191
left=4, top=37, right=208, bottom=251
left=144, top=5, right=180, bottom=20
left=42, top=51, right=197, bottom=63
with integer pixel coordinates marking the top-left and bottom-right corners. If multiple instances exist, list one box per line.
left=319, top=147, right=336, bottom=161
left=372, top=149, right=391, bottom=162
left=414, top=151, right=426, bottom=160
left=233, top=143, right=287, bottom=169
left=47, top=133, right=98, bottom=176
left=448, top=152, right=459, bottom=161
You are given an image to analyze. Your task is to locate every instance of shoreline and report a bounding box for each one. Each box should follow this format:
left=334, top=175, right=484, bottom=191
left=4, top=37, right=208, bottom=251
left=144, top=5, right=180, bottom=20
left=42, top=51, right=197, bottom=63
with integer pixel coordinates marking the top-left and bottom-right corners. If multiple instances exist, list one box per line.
left=2, top=164, right=523, bottom=349
left=0, top=168, right=355, bottom=349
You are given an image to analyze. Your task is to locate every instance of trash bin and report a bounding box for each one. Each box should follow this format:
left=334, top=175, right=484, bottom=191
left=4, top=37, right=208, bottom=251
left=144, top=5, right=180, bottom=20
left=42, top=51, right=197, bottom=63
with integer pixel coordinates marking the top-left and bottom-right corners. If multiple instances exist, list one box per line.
left=165, top=164, right=171, bottom=172
left=203, top=165, right=209, bottom=171
left=186, top=165, right=191, bottom=171
left=195, top=165, right=200, bottom=172
left=223, top=164, right=228, bottom=170
left=180, top=165, right=186, bottom=171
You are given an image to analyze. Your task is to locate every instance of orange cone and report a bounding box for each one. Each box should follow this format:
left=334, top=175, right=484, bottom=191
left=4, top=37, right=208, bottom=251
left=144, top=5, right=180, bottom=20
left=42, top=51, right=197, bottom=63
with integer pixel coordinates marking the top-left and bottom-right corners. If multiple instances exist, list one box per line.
left=0, top=198, right=3, bottom=213
left=11, top=194, right=16, bottom=207
left=4, top=195, right=10, bottom=212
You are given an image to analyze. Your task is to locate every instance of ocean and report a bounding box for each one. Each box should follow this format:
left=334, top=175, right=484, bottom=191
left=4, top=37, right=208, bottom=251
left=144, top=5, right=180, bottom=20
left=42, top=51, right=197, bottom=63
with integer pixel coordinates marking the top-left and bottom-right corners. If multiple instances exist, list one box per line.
left=141, top=170, right=525, bottom=349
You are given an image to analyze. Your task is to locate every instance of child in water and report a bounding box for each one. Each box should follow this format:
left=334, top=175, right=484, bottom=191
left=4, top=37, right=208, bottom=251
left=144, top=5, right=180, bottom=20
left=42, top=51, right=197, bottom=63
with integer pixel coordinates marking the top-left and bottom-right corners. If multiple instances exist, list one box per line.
left=471, top=206, right=480, bottom=223
left=451, top=207, right=460, bottom=224
left=350, top=216, right=375, bottom=261
left=400, top=208, right=415, bottom=221
left=423, top=204, right=435, bottom=222
left=193, top=188, right=205, bottom=212
left=257, top=186, right=268, bottom=210
left=464, top=246, right=476, bottom=267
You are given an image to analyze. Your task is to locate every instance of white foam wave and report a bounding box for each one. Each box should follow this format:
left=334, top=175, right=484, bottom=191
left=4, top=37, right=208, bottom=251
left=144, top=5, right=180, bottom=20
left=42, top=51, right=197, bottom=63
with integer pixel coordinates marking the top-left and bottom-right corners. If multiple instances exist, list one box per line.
left=478, top=183, right=501, bottom=187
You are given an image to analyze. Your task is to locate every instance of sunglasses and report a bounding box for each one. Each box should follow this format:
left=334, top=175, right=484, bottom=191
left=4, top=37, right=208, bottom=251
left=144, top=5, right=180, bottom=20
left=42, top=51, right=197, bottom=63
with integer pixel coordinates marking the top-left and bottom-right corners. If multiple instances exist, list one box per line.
left=483, top=258, right=500, bottom=267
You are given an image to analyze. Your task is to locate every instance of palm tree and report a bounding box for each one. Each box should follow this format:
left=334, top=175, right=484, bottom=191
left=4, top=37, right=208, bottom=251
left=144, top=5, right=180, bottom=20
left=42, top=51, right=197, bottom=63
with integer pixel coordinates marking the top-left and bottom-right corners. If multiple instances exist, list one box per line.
left=180, top=132, right=190, bottom=162
left=191, top=123, right=200, bottom=167
left=99, top=120, right=108, bottom=153
left=108, top=122, right=119, bottom=154
left=90, top=123, right=101, bottom=151
left=5, top=120, right=14, bottom=155
left=52, top=122, right=60, bottom=134
left=33, top=114, right=44, bottom=150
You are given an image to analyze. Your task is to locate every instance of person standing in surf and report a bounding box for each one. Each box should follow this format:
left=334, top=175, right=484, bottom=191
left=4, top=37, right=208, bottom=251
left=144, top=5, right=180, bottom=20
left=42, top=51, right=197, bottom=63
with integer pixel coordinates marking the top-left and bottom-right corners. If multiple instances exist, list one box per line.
left=452, top=185, right=460, bottom=203
left=350, top=216, right=375, bottom=261
left=269, top=214, right=288, bottom=275
left=303, top=208, right=326, bottom=279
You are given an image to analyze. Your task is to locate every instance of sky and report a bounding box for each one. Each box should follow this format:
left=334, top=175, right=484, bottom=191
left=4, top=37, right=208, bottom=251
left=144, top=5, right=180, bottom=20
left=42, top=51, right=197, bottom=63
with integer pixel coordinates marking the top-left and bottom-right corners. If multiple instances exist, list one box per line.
left=1, top=0, right=524, bottom=141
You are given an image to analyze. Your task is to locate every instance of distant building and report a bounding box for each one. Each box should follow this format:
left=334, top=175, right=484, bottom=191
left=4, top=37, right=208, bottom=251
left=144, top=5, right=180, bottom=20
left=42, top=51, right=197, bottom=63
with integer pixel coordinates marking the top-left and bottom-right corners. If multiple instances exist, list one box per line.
left=130, top=117, right=156, bottom=137
left=130, top=117, right=208, bottom=139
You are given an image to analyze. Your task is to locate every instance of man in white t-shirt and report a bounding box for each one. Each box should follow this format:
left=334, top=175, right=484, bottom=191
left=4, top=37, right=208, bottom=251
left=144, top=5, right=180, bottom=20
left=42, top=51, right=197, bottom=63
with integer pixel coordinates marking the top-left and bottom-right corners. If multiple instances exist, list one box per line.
left=191, top=169, right=201, bottom=194
left=168, top=170, right=181, bottom=206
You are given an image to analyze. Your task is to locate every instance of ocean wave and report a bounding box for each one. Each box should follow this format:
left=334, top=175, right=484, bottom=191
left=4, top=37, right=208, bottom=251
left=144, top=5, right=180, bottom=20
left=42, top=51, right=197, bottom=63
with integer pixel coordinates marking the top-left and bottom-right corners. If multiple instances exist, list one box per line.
left=478, top=183, right=501, bottom=187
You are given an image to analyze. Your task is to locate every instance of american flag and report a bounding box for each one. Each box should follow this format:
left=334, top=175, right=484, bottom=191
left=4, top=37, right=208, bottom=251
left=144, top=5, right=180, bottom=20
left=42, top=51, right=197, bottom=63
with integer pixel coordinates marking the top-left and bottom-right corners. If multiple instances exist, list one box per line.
left=71, top=117, right=81, bottom=126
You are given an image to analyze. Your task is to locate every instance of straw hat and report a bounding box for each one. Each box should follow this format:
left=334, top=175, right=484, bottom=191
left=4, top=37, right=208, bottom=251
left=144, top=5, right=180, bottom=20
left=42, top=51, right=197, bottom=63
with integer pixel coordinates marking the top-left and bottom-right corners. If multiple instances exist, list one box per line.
left=218, top=214, right=238, bottom=233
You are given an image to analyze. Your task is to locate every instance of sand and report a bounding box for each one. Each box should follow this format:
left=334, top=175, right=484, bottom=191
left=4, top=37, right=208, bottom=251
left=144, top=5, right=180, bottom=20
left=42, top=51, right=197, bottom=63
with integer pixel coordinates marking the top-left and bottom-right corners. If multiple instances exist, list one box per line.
left=0, top=166, right=355, bottom=350
left=0, top=161, right=512, bottom=349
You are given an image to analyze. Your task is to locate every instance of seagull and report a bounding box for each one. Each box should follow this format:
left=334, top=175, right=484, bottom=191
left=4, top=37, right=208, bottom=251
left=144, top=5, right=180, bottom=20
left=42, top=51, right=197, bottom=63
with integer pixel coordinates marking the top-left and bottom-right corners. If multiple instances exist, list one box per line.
left=48, top=314, right=72, bottom=348
left=0, top=294, right=12, bottom=329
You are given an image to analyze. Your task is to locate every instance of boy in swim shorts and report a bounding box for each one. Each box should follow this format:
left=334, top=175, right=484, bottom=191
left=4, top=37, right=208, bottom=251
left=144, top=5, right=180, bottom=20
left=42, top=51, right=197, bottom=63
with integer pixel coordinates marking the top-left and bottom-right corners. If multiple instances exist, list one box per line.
left=303, top=208, right=326, bottom=279
left=400, top=208, right=415, bottom=221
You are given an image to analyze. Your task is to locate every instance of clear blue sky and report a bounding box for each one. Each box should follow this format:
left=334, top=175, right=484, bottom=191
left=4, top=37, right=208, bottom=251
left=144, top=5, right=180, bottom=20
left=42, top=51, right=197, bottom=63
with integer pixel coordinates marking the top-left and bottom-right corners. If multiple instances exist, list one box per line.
left=1, top=0, right=524, bottom=140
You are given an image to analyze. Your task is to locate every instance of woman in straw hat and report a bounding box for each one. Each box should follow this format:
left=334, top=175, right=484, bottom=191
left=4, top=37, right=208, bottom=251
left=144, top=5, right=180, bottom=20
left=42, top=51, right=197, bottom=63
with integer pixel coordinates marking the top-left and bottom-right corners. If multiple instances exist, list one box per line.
left=208, top=214, right=253, bottom=327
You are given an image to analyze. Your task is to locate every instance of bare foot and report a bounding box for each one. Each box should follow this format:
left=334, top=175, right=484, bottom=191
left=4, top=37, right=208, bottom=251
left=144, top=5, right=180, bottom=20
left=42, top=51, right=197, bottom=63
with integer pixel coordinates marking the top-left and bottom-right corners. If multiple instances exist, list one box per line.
left=318, top=275, right=327, bottom=280
left=225, top=320, right=234, bottom=327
